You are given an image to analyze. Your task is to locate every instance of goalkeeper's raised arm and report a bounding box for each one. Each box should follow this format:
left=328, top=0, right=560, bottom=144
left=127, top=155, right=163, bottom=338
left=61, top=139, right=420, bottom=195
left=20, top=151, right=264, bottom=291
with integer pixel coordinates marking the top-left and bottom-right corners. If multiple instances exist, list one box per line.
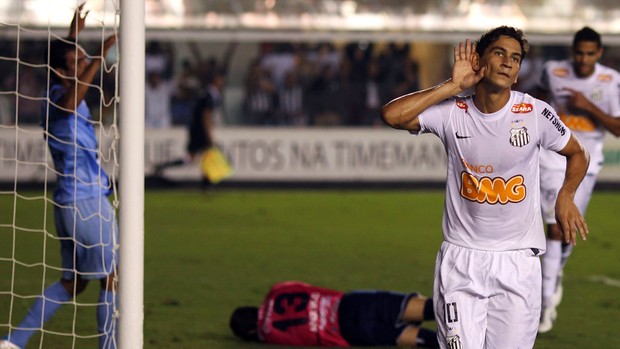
left=55, top=3, right=116, bottom=112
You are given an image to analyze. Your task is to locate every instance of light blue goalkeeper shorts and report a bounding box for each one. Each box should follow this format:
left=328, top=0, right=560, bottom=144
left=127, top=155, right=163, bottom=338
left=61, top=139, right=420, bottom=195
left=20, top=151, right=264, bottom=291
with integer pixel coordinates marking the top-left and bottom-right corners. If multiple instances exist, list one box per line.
left=54, top=195, right=118, bottom=280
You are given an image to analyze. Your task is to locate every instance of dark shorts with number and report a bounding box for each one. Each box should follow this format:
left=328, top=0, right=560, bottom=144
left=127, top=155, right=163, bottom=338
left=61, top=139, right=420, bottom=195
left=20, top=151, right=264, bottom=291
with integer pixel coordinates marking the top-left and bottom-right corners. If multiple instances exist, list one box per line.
left=338, top=290, right=418, bottom=346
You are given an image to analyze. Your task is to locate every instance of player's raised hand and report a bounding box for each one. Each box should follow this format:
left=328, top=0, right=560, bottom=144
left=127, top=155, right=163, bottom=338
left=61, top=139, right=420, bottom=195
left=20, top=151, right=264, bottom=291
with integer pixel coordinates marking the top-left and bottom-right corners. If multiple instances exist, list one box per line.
left=555, top=191, right=589, bottom=245
left=69, top=3, right=89, bottom=38
left=452, top=39, right=485, bottom=91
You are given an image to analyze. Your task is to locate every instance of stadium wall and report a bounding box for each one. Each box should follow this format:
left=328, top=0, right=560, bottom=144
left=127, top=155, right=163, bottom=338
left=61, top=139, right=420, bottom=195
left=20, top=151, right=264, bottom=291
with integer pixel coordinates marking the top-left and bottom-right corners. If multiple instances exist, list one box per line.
left=2, top=127, right=620, bottom=185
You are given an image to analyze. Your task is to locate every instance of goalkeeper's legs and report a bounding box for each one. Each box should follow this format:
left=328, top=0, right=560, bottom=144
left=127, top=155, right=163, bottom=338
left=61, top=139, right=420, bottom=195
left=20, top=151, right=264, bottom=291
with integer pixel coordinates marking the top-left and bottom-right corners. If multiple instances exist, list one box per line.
left=3, top=278, right=87, bottom=348
left=98, top=274, right=117, bottom=349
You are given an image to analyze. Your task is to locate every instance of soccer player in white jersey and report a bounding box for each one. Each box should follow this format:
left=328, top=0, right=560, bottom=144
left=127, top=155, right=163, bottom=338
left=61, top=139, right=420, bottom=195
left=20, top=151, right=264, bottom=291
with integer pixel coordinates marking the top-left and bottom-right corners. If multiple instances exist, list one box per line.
left=381, top=26, right=590, bottom=349
left=536, top=27, right=620, bottom=333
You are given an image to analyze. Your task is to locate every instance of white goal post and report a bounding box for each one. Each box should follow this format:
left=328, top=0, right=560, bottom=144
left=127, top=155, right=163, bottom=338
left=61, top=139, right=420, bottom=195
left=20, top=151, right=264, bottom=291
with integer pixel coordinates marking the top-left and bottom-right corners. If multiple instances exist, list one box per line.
left=118, top=0, right=145, bottom=348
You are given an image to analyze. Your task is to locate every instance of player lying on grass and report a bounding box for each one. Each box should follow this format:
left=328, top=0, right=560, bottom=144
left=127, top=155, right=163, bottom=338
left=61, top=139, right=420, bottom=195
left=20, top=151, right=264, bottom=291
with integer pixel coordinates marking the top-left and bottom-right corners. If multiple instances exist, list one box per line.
left=229, top=281, right=438, bottom=348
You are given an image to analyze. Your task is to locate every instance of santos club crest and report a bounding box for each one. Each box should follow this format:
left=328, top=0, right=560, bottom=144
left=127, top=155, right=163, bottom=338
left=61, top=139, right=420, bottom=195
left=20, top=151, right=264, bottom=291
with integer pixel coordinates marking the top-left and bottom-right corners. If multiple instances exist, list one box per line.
left=509, top=127, right=530, bottom=147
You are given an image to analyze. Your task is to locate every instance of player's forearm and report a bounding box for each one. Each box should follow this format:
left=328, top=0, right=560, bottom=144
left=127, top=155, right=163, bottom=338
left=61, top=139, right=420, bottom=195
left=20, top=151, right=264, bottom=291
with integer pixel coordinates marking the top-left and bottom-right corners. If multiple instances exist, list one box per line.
left=68, top=26, right=80, bottom=39
left=587, top=106, right=620, bottom=137
left=572, top=95, right=620, bottom=136
left=560, top=157, right=588, bottom=196
left=556, top=139, right=590, bottom=244
left=381, top=79, right=461, bottom=131
left=68, top=20, right=79, bottom=39
left=60, top=59, right=102, bottom=110
left=559, top=136, right=590, bottom=195
left=68, top=5, right=86, bottom=39
left=61, top=35, right=115, bottom=110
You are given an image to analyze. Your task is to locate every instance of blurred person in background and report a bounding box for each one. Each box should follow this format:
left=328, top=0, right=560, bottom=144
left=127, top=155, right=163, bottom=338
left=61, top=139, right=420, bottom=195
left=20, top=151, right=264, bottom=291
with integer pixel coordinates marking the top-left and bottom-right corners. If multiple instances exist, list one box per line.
left=342, top=42, right=373, bottom=125
left=363, top=58, right=387, bottom=126
left=260, top=43, right=298, bottom=90
left=379, top=43, right=418, bottom=105
left=187, top=67, right=226, bottom=158
left=155, top=66, right=229, bottom=189
left=1, top=4, right=118, bottom=349
left=535, top=26, right=620, bottom=333
left=276, top=69, right=307, bottom=126
left=170, top=58, right=201, bottom=126
left=153, top=42, right=237, bottom=186
left=145, top=41, right=174, bottom=79
left=144, top=41, right=184, bottom=128
left=307, top=63, right=345, bottom=126
left=244, top=57, right=277, bottom=125
left=230, top=281, right=438, bottom=348
left=145, top=69, right=176, bottom=128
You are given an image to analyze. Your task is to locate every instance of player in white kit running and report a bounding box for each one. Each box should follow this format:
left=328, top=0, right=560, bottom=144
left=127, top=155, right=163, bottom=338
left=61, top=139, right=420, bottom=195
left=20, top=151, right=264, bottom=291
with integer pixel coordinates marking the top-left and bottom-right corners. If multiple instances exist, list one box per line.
left=381, top=26, right=590, bottom=349
left=536, top=27, right=620, bottom=333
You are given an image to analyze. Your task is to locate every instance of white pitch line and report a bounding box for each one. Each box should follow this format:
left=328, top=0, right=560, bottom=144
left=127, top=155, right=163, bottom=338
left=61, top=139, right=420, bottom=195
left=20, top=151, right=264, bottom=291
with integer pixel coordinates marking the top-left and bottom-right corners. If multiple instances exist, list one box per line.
left=588, top=275, right=620, bottom=288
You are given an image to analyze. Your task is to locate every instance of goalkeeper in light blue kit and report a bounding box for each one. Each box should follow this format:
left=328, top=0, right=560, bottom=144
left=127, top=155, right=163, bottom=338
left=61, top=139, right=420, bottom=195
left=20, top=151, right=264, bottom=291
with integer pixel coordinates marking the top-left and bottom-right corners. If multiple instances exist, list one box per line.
left=1, top=4, right=118, bottom=349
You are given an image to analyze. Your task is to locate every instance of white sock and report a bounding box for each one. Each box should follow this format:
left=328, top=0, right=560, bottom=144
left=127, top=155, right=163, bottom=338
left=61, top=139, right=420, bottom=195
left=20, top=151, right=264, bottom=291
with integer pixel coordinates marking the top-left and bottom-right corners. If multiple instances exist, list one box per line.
left=541, top=239, right=562, bottom=308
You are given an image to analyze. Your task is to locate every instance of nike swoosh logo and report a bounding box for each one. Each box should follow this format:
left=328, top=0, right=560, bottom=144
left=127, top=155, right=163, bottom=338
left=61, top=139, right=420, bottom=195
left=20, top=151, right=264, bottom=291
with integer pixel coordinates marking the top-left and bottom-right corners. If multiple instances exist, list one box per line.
left=455, top=132, right=472, bottom=139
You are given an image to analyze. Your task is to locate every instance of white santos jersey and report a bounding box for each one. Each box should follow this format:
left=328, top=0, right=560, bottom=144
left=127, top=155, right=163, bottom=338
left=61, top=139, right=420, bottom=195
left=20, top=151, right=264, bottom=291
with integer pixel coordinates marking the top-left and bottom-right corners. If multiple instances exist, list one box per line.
left=416, top=91, right=571, bottom=251
left=539, top=61, right=620, bottom=174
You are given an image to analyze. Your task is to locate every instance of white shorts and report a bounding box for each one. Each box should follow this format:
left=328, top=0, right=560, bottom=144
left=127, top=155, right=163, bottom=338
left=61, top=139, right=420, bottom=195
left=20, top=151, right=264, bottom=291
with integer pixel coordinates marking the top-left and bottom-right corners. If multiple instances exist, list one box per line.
left=433, top=242, right=541, bottom=349
left=540, top=170, right=597, bottom=224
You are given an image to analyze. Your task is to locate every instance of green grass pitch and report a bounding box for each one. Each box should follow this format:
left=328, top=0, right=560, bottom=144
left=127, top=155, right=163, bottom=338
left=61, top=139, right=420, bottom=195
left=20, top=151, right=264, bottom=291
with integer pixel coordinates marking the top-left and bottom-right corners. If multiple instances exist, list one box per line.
left=1, top=189, right=619, bottom=348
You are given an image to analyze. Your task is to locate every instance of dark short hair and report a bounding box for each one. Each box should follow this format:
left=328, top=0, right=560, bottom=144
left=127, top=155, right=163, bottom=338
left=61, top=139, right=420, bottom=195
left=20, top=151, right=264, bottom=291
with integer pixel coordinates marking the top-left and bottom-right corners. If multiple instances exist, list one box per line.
left=229, top=306, right=260, bottom=342
left=47, top=38, right=78, bottom=70
left=476, top=26, right=529, bottom=61
left=46, top=37, right=79, bottom=82
left=573, top=26, right=601, bottom=49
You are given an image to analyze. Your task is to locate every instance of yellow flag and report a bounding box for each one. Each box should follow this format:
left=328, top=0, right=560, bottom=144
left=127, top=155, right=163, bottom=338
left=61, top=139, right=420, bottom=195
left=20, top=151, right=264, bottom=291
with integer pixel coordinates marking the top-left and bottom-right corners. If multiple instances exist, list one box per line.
left=201, top=147, right=233, bottom=184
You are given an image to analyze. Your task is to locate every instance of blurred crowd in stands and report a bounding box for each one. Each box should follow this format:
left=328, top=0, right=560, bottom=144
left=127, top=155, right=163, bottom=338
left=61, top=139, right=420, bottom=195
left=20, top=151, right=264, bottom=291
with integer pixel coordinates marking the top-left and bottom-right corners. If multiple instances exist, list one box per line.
left=1, top=38, right=619, bottom=128
left=144, top=41, right=421, bottom=128
left=244, top=41, right=421, bottom=126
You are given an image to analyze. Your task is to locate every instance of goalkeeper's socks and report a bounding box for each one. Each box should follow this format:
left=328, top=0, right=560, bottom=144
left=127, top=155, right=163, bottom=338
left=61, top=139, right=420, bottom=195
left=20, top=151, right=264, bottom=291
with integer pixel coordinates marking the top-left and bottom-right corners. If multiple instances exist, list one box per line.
left=98, top=289, right=117, bottom=349
left=9, top=281, right=71, bottom=348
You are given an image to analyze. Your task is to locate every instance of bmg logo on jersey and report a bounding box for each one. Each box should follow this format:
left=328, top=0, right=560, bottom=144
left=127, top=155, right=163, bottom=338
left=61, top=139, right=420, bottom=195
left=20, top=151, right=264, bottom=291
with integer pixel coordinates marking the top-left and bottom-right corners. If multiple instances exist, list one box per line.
left=460, top=172, right=526, bottom=204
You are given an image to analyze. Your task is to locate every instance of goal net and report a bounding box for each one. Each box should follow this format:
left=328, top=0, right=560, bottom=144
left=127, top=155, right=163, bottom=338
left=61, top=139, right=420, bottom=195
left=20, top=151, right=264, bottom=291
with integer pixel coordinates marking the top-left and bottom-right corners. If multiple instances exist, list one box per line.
left=0, top=1, right=136, bottom=348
